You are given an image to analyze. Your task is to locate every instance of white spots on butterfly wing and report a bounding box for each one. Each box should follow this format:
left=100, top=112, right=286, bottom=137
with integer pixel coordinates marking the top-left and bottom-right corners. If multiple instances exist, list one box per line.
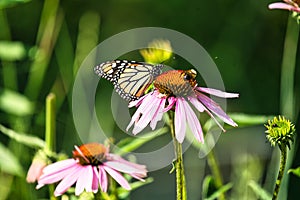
left=94, top=60, right=164, bottom=101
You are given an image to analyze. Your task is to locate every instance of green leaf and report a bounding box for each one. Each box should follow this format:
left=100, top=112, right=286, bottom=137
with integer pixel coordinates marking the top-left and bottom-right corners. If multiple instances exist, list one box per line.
left=0, top=173, right=14, bottom=200
left=0, top=88, right=35, bottom=116
left=248, top=180, right=272, bottom=200
left=288, top=167, right=300, bottom=177
left=203, top=113, right=275, bottom=131
left=114, top=127, right=168, bottom=156
left=228, top=113, right=275, bottom=126
left=0, top=142, right=24, bottom=176
left=202, top=175, right=213, bottom=200
left=0, top=0, right=31, bottom=9
left=117, top=177, right=154, bottom=199
left=0, top=124, right=45, bottom=148
left=0, top=41, right=27, bottom=60
left=204, top=182, right=233, bottom=200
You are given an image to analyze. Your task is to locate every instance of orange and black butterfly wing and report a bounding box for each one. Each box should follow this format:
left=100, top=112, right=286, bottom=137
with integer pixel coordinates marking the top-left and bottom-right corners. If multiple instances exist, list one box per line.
left=94, top=60, right=163, bottom=101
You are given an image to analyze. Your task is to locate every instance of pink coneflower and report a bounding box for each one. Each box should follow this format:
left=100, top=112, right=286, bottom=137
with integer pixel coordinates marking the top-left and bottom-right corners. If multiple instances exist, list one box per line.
left=268, top=0, right=300, bottom=12
left=126, top=69, right=238, bottom=143
left=36, top=143, right=147, bottom=196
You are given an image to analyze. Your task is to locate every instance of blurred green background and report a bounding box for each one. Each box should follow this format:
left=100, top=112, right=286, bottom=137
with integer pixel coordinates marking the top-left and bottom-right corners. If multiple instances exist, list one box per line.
left=0, top=0, right=300, bottom=199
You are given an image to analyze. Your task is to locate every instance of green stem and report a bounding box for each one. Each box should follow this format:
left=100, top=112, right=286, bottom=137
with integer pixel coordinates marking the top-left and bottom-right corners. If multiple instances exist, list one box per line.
left=24, top=0, right=62, bottom=100
left=45, top=93, right=56, bottom=152
left=169, top=112, right=187, bottom=200
left=207, top=150, right=226, bottom=200
left=280, top=14, right=299, bottom=119
left=45, top=93, right=56, bottom=200
left=272, top=144, right=287, bottom=200
left=277, top=14, right=299, bottom=200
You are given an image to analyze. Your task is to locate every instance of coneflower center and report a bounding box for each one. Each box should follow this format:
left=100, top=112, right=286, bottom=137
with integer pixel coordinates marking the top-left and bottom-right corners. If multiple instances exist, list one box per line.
left=154, top=69, right=197, bottom=97
left=73, top=143, right=107, bottom=166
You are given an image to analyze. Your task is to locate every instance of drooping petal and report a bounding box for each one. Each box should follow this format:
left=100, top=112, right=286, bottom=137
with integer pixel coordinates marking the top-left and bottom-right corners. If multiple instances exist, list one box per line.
left=188, top=96, right=205, bottom=112
left=108, top=154, right=147, bottom=171
left=126, top=92, right=156, bottom=133
left=182, top=100, right=204, bottom=143
left=75, top=165, right=93, bottom=195
left=54, top=165, right=82, bottom=196
left=92, top=166, right=99, bottom=193
left=150, top=97, right=166, bottom=129
left=104, top=160, right=147, bottom=179
left=197, top=87, right=239, bottom=98
left=268, top=2, right=300, bottom=12
left=103, top=166, right=131, bottom=190
left=132, top=95, right=162, bottom=134
left=98, top=166, right=108, bottom=192
left=197, top=93, right=237, bottom=127
left=189, top=96, right=225, bottom=131
left=175, top=97, right=187, bottom=143
left=128, top=93, right=148, bottom=108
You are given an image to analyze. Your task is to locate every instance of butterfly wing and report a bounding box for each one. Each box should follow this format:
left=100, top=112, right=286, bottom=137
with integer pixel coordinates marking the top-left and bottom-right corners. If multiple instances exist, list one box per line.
left=94, top=60, right=163, bottom=101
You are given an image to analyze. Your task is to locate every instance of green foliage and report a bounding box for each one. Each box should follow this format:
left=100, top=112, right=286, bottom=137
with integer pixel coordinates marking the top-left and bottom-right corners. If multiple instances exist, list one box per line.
left=0, top=142, right=24, bottom=176
left=288, top=167, right=300, bottom=177
left=0, top=41, right=27, bottom=61
left=202, top=175, right=233, bottom=200
left=248, top=180, right=272, bottom=200
left=114, top=127, right=168, bottom=156
left=0, top=0, right=31, bottom=9
left=117, top=177, right=154, bottom=199
left=0, top=89, right=35, bottom=116
left=0, top=124, right=45, bottom=148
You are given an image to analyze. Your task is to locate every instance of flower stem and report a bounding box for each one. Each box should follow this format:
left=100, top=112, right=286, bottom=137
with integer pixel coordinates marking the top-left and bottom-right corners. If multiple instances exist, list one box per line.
left=45, top=93, right=56, bottom=200
left=207, top=150, right=226, bottom=200
left=277, top=14, right=299, bottom=200
left=272, top=144, right=287, bottom=200
left=45, top=93, right=56, bottom=152
left=280, top=14, right=299, bottom=119
left=168, top=112, right=187, bottom=200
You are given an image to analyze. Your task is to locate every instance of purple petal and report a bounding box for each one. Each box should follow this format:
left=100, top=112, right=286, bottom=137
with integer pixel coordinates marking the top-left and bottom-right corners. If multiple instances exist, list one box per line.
left=268, top=2, right=300, bottom=12
left=37, top=160, right=79, bottom=188
left=98, top=166, right=108, bottom=192
left=53, top=165, right=82, bottom=196
left=175, top=98, right=187, bottom=143
left=132, top=95, right=162, bottom=134
left=103, top=166, right=131, bottom=190
left=197, top=87, right=239, bottom=98
left=41, top=159, right=77, bottom=174
left=128, top=93, right=148, bottom=107
left=108, top=154, right=147, bottom=171
left=75, top=165, right=93, bottom=195
left=126, top=92, right=156, bottom=133
left=197, top=93, right=237, bottom=127
left=182, top=100, right=204, bottom=143
left=188, top=96, right=205, bottom=112
left=104, top=161, right=147, bottom=178
left=163, top=96, right=176, bottom=112
left=92, top=166, right=99, bottom=192
left=150, top=97, right=166, bottom=129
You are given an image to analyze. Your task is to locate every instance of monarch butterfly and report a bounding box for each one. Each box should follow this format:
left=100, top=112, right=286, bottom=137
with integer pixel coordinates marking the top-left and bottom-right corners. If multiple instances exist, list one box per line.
left=94, top=60, right=164, bottom=101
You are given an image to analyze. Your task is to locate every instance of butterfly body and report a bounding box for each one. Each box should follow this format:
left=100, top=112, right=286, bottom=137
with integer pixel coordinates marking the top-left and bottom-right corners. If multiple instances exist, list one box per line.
left=94, top=60, right=164, bottom=101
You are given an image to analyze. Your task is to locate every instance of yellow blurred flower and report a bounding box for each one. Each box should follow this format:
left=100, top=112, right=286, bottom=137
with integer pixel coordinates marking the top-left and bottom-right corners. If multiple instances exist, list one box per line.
left=140, top=39, right=173, bottom=64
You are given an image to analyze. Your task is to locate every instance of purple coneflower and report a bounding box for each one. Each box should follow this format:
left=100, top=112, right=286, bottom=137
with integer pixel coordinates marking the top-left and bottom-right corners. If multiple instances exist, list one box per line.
left=268, top=0, right=300, bottom=12
left=36, top=143, right=147, bottom=196
left=126, top=69, right=238, bottom=143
